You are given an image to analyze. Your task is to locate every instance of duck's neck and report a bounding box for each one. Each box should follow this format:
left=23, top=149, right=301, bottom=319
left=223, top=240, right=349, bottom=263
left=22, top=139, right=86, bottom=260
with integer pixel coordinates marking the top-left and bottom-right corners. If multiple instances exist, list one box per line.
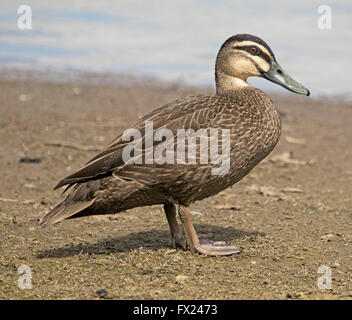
left=215, top=70, right=250, bottom=95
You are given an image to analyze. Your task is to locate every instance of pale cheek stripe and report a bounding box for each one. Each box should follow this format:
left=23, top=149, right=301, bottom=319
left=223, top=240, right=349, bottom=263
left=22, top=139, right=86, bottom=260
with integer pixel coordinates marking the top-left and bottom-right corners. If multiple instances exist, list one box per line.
left=237, top=51, right=270, bottom=73
left=233, top=41, right=273, bottom=58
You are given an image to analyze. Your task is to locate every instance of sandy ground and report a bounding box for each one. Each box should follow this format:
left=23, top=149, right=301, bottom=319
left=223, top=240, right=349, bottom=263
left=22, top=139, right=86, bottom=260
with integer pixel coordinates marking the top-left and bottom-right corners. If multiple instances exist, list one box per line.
left=0, top=76, right=351, bottom=300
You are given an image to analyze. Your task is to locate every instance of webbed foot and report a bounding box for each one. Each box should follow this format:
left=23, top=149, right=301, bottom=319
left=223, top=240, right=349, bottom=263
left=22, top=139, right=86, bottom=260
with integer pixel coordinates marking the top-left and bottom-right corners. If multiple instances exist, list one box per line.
left=195, top=239, right=241, bottom=256
left=178, top=205, right=242, bottom=256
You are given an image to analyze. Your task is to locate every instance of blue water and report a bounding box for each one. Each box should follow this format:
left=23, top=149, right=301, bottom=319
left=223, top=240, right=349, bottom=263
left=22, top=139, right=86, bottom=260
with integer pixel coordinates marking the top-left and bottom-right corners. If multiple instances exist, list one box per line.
left=0, top=1, right=351, bottom=99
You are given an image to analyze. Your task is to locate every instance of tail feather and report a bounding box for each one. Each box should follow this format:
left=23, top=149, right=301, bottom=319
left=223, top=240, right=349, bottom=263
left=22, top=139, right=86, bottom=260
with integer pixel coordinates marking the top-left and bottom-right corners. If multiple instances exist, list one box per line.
left=39, top=200, right=94, bottom=226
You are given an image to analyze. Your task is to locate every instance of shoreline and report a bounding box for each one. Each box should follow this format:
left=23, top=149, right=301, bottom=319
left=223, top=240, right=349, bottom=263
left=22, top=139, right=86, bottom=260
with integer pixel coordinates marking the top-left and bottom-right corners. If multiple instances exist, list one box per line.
left=0, top=67, right=350, bottom=103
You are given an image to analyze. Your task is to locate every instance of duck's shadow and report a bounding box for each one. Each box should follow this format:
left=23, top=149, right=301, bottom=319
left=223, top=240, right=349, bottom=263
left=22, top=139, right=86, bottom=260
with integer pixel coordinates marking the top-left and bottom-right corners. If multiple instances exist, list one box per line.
left=37, top=224, right=263, bottom=258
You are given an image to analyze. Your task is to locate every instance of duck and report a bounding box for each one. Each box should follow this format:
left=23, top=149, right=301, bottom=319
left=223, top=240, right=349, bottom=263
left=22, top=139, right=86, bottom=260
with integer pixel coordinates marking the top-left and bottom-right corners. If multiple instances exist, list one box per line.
left=40, top=34, right=309, bottom=256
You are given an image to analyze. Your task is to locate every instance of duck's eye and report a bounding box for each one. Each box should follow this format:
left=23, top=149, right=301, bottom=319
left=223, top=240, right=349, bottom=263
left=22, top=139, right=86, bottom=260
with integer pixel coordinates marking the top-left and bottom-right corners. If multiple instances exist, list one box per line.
left=249, top=47, right=258, bottom=55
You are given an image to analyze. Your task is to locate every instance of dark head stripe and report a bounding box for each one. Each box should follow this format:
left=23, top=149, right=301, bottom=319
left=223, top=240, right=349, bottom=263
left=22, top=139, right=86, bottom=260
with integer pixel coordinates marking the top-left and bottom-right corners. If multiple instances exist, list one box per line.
left=232, top=45, right=272, bottom=64
left=221, top=34, right=276, bottom=61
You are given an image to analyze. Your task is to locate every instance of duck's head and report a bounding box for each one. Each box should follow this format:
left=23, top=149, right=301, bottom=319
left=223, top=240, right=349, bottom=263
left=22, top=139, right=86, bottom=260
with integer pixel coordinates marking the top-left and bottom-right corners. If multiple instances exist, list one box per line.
left=215, top=34, right=310, bottom=96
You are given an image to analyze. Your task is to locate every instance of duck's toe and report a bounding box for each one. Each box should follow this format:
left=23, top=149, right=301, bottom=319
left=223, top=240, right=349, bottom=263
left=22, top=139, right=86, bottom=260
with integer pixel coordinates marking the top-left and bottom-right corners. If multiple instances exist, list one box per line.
left=195, top=239, right=242, bottom=256
left=172, top=230, right=187, bottom=250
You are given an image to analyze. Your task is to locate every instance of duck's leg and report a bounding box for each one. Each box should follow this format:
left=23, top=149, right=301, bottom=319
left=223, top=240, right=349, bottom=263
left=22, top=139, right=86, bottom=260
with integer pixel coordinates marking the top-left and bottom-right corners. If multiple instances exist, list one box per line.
left=164, top=204, right=186, bottom=250
left=178, top=205, right=241, bottom=256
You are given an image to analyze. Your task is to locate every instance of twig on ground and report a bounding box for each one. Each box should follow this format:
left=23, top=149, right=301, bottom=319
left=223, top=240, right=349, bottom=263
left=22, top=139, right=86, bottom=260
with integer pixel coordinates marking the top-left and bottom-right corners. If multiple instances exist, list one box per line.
left=0, top=197, right=18, bottom=202
left=44, top=140, right=101, bottom=151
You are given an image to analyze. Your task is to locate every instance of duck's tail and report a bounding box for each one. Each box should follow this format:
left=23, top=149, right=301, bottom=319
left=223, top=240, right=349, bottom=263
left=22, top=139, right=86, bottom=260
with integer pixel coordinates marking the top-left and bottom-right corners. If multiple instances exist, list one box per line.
left=39, top=199, right=94, bottom=226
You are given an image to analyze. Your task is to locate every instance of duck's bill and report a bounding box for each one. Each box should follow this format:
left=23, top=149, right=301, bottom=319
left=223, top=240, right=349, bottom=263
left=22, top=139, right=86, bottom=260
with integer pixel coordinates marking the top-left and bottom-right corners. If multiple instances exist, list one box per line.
left=261, top=61, right=310, bottom=96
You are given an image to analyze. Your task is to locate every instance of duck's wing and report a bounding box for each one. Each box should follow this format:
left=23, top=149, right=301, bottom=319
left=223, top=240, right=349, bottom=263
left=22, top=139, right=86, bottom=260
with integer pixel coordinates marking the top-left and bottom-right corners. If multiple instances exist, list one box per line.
left=54, top=95, right=220, bottom=190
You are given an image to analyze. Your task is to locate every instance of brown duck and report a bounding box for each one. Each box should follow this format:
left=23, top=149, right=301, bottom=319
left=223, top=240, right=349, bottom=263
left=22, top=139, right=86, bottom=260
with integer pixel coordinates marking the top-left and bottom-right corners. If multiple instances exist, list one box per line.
left=40, top=34, right=309, bottom=256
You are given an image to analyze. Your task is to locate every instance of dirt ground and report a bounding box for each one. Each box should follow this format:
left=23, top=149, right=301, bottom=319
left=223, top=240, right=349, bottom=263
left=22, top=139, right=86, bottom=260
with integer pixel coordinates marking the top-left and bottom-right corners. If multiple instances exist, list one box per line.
left=0, top=74, right=351, bottom=300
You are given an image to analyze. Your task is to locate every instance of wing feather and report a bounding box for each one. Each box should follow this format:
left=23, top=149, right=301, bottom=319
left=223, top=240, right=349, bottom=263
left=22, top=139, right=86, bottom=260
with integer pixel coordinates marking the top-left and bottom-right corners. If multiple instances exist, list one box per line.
left=54, top=95, right=231, bottom=189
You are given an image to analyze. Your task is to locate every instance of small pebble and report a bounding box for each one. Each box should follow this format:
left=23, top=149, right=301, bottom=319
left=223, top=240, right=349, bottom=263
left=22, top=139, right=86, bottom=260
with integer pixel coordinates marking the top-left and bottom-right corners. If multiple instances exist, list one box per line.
left=176, top=275, right=188, bottom=284
left=19, top=94, right=32, bottom=102
left=24, top=184, right=36, bottom=189
left=96, top=289, right=108, bottom=298
left=320, top=234, right=334, bottom=242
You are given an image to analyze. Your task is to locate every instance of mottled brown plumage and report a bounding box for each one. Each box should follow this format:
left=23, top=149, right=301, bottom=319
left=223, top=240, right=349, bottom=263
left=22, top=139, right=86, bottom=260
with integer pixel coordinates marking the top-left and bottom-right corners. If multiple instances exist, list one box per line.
left=40, top=34, right=309, bottom=256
